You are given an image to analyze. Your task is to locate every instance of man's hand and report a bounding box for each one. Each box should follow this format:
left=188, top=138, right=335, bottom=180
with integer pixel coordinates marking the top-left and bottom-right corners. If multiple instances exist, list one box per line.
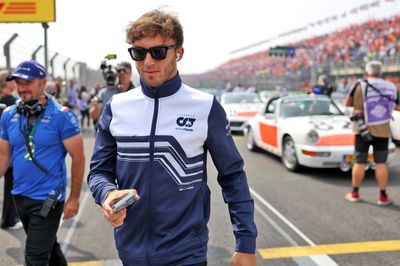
left=90, top=97, right=102, bottom=121
left=231, top=252, right=257, bottom=266
left=102, top=189, right=139, bottom=227
left=91, top=97, right=99, bottom=108
left=63, top=196, right=80, bottom=219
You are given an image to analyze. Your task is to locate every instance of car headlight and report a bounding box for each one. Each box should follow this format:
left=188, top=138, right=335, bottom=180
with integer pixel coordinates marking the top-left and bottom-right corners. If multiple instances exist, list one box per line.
left=306, top=129, right=319, bottom=143
left=229, top=109, right=237, bottom=116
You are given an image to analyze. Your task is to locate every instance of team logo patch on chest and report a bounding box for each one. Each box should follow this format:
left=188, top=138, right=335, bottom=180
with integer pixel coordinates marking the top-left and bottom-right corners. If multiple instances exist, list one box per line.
left=176, top=114, right=196, bottom=132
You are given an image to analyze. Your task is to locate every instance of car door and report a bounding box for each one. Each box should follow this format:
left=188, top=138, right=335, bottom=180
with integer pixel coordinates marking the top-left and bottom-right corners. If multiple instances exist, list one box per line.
left=257, top=97, right=280, bottom=155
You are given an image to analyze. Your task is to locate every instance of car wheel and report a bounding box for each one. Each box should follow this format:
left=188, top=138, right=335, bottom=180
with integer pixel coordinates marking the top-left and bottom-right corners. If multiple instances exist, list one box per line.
left=282, top=136, right=301, bottom=171
left=246, top=128, right=259, bottom=152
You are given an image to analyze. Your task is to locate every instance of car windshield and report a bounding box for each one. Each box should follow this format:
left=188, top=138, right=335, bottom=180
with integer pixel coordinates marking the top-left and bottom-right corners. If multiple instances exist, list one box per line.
left=280, top=98, right=343, bottom=118
left=222, top=93, right=262, bottom=104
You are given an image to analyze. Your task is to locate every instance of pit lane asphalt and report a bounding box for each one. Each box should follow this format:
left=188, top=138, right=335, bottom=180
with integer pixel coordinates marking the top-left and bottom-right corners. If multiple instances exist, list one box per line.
left=1, top=129, right=399, bottom=266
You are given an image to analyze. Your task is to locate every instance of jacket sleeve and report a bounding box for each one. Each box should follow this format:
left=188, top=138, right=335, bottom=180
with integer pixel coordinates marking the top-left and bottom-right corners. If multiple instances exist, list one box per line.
left=87, top=101, right=118, bottom=205
left=205, top=97, right=257, bottom=253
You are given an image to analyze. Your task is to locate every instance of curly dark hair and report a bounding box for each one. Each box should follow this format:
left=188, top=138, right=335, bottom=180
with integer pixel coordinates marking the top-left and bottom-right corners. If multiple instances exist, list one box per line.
left=126, top=9, right=184, bottom=47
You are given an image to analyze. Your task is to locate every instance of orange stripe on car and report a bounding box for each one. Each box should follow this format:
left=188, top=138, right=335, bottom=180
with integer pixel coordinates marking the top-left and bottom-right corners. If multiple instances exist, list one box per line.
left=259, top=123, right=278, bottom=147
left=236, top=111, right=258, bottom=117
left=302, top=150, right=317, bottom=156
left=316, top=134, right=354, bottom=146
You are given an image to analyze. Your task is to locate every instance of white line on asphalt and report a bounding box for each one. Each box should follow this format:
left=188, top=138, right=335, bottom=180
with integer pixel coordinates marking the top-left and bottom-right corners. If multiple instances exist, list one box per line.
left=60, top=189, right=91, bottom=254
left=254, top=204, right=318, bottom=266
left=250, top=187, right=339, bottom=266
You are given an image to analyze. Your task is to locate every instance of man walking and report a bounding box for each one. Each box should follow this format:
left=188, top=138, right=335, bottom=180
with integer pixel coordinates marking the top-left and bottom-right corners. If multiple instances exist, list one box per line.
left=0, top=60, right=85, bottom=265
left=88, top=9, right=257, bottom=266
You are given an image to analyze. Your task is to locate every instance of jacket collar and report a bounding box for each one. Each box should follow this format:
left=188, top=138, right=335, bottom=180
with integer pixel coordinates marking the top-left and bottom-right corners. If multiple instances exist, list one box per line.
left=140, top=73, right=181, bottom=98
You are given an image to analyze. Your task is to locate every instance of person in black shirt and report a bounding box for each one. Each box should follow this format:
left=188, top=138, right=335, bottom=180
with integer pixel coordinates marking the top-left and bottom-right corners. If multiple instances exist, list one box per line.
left=0, top=70, right=22, bottom=230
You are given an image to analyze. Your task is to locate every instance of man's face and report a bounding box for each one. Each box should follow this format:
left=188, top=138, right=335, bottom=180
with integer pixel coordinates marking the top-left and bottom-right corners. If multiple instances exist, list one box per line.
left=117, top=67, right=132, bottom=89
left=133, top=35, right=182, bottom=87
left=15, top=78, right=47, bottom=102
left=5, top=80, right=16, bottom=94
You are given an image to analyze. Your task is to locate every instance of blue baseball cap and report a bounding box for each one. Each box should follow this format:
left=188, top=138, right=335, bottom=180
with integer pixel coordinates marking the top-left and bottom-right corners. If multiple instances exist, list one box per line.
left=7, top=60, right=47, bottom=81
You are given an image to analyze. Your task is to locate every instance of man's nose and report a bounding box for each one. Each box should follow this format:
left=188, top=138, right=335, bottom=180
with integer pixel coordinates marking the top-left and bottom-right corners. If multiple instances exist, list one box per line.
left=143, top=52, right=156, bottom=65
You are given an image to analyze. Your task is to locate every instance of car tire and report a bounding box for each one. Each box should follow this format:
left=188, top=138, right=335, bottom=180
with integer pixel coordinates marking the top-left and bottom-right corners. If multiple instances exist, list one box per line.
left=282, top=135, right=301, bottom=172
left=246, top=128, right=259, bottom=152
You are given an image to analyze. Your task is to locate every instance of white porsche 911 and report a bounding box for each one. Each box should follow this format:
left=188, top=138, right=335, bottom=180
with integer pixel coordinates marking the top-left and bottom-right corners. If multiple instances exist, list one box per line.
left=244, top=95, right=396, bottom=171
left=220, top=92, right=264, bottom=132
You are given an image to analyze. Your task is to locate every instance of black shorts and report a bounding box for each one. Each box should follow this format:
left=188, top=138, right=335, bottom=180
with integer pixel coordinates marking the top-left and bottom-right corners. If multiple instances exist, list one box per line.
left=354, top=134, right=389, bottom=164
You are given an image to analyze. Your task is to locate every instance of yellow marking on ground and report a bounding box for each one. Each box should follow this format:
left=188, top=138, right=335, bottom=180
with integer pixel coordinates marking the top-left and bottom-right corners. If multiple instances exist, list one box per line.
left=233, top=135, right=245, bottom=140
left=258, top=240, right=400, bottom=259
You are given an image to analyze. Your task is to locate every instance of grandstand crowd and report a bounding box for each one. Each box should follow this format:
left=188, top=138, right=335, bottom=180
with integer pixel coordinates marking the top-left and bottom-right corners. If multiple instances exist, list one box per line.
left=191, top=14, right=400, bottom=90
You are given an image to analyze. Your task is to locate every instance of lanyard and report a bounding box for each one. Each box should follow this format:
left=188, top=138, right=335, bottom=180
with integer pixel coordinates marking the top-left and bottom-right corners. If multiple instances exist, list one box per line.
left=23, top=112, right=44, bottom=162
left=27, top=112, right=44, bottom=140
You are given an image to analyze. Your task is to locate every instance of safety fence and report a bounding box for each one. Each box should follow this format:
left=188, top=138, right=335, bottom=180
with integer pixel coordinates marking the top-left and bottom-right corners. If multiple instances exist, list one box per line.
left=0, top=29, right=102, bottom=88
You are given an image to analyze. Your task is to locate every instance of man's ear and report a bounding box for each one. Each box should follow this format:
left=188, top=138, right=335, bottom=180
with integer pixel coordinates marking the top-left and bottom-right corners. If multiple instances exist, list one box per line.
left=39, top=78, right=48, bottom=90
left=176, top=47, right=184, bottom=61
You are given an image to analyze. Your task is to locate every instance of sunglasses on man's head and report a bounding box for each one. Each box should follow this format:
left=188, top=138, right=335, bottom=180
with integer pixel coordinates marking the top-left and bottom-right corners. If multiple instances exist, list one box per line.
left=128, top=45, right=177, bottom=61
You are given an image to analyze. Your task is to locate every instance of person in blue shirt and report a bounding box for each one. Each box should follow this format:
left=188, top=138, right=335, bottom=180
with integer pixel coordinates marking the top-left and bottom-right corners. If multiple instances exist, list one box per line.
left=0, top=60, right=85, bottom=266
left=88, top=9, right=257, bottom=266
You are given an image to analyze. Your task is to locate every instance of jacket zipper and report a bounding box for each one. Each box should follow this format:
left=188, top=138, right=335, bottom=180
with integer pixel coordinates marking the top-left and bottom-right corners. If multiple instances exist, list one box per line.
left=146, top=87, right=159, bottom=265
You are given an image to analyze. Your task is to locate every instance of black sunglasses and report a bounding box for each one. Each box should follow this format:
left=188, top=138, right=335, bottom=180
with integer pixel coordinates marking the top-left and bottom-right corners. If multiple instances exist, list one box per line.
left=128, top=45, right=177, bottom=61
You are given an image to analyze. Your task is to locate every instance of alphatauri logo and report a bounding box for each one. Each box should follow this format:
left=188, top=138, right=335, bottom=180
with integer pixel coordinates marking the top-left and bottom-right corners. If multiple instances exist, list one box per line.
left=176, top=115, right=196, bottom=131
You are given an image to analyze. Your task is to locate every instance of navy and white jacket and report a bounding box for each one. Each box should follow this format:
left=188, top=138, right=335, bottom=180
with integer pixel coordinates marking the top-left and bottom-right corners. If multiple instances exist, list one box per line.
left=88, top=74, right=257, bottom=265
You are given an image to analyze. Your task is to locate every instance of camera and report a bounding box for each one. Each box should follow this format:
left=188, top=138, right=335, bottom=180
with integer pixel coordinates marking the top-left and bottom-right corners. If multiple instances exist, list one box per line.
left=100, top=61, right=119, bottom=88
left=350, top=112, right=373, bottom=142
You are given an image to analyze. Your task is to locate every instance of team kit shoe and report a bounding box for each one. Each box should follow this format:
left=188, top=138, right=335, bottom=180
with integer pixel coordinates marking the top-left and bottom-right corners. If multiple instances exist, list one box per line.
left=345, top=191, right=360, bottom=202
left=377, top=195, right=392, bottom=206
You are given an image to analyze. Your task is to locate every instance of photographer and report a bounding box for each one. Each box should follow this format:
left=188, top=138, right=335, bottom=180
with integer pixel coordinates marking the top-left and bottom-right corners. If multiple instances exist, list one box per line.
left=344, top=60, right=400, bottom=205
left=0, top=60, right=85, bottom=265
left=90, top=62, right=134, bottom=128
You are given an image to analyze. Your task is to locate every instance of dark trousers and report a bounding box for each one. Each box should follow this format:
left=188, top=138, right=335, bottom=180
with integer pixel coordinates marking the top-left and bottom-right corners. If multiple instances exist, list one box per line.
left=1, top=167, right=20, bottom=228
left=80, top=109, right=90, bottom=128
left=13, top=195, right=67, bottom=266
